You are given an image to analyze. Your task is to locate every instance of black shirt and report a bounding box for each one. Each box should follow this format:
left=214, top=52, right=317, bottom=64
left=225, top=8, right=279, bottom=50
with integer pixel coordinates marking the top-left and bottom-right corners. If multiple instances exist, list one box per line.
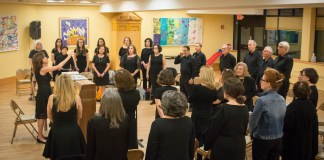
left=154, top=86, right=178, bottom=119
left=120, top=55, right=141, bottom=78
left=219, top=53, right=236, bottom=72
left=174, top=54, right=198, bottom=79
left=240, top=76, right=257, bottom=111
left=51, top=48, right=61, bottom=65
left=273, top=54, right=294, bottom=80
left=192, top=51, right=206, bottom=73
left=119, top=47, right=128, bottom=58
left=145, top=116, right=195, bottom=160
left=141, top=48, right=153, bottom=66
left=56, top=54, right=74, bottom=70
left=257, top=57, right=274, bottom=83
left=309, top=85, right=318, bottom=108
left=244, top=50, right=262, bottom=79
left=29, top=49, right=49, bottom=59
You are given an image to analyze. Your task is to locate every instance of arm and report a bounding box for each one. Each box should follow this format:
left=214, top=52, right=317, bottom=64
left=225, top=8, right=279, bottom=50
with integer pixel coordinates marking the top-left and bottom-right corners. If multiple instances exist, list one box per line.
left=86, top=118, right=96, bottom=160
left=132, top=56, right=141, bottom=76
left=155, top=100, right=165, bottom=118
left=249, top=98, right=264, bottom=136
left=51, top=52, right=56, bottom=65
left=204, top=107, right=224, bottom=150
left=101, top=62, right=110, bottom=77
left=85, top=50, right=89, bottom=72
left=92, top=62, right=101, bottom=78
left=201, top=53, right=206, bottom=66
left=76, top=95, right=83, bottom=124
left=231, top=55, right=237, bottom=69
left=174, top=55, right=182, bottom=64
left=47, top=95, right=54, bottom=122
left=146, top=55, right=151, bottom=79
left=162, top=55, right=167, bottom=69
left=284, top=57, right=294, bottom=79
left=73, top=51, right=79, bottom=71
left=145, top=121, right=160, bottom=160
left=40, top=52, right=72, bottom=75
left=190, top=58, right=198, bottom=79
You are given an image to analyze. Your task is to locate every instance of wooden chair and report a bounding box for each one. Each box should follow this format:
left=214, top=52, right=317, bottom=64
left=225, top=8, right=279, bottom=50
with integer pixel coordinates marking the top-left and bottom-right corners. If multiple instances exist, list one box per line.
left=16, top=68, right=31, bottom=96
left=127, top=149, right=144, bottom=160
left=80, top=72, right=93, bottom=81
left=245, top=135, right=252, bottom=160
left=196, top=147, right=211, bottom=160
left=10, top=100, right=38, bottom=144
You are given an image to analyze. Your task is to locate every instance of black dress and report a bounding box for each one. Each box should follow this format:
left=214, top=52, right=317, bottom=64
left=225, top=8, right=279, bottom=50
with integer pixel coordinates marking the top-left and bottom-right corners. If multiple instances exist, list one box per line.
left=205, top=103, right=249, bottom=160
left=282, top=98, right=317, bottom=160
left=120, top=55, right=141, bottom=80
left=43, top=98, right=86, bottom=159
left=87, top=115, right=129, bottom=160
left=74, top=48, right=89, bottom=73
left=119, top=47, right=127, bottom=58
left=56, top=54, right=74, bottom=75
left=309, top=85, right=318, bottom=108
left=145, top=116, right=195, bottom=160
left=92, top=54, right=110, bottom=86
left=240, top=76, right=257, bottom=112
left=188, top=84, right=217, bottom=147
left=149, top=54, right=163, bottom=99
left=118, top=89, right=141, bottom=149
left=35, top=68, right=52, bottom=119
left=51, top=48, right=61, bottom=81
left=141, top=48, right=153, bottom=90
left=154, top=85, right=177, bottom=119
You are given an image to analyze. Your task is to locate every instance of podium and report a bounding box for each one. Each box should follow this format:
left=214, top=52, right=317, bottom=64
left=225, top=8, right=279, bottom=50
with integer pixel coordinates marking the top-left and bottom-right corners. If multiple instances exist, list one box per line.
left=75, top=80, right=96, bottom=138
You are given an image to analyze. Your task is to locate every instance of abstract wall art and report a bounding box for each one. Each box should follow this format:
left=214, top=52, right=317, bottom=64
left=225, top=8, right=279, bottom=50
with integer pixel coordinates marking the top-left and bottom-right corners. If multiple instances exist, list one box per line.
left=0, top=15, right=18, bottom=52
left=60, top=18, right=88, bottom=46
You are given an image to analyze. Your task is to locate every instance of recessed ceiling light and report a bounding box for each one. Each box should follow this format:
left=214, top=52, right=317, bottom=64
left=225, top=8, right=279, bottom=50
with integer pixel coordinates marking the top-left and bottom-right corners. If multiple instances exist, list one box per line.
left=46, top=0, right=56, bottom=2
left=80, top=1, right=92, bottom=4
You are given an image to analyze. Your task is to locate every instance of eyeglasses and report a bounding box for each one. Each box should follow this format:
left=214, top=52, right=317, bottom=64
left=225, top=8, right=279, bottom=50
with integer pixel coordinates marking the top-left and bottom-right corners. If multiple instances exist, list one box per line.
left=299, top=71, right=307, bottom=77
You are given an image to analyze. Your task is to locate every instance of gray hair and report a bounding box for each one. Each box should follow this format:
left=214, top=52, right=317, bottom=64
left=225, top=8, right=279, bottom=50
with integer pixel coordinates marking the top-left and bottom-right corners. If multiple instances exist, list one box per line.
left=161, top=90, right=188, bottom=117
left=248, top=40, right=257, bottom=46
left=264, top=46, right=273, bottom=54
left=278, top=41, right=290, bottom=51
left=99, top=88, right=126, bottom=129
left=34, top=39, right=43, bottom=50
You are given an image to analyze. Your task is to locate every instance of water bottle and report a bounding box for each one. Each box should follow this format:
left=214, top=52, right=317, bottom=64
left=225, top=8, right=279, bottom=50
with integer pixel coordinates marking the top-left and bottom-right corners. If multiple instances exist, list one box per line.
left=311, top=53, right=316, bottom=63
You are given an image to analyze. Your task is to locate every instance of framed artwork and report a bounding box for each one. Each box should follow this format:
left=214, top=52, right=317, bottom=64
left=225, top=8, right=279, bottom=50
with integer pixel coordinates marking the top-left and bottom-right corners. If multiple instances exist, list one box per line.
left=153, top=18, right=203, bottom=46
left=59, top=18, right=88, bottom=46
left=0, top=15, right=18, bottom=52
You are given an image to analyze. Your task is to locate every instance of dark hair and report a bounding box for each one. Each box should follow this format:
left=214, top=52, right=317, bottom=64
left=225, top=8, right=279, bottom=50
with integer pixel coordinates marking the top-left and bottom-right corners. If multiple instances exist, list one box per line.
left=127, top=44, right=137, bottom=55
left=301, top=68, right=319, bottom=84
left=76, top=39, right=86, bottom=55
left=61, top=46, right=68, bottom=50
left=55, top=38, right=62, bottom=49
left=196, top=43, right=202, bottom=47
left=32, top=52, right=45, bottom=73
left=183, top=45, right=190, bottom=51
left=114, top=69, right=136, bottom=92
left=223, top=77, right=246, bottom=104
left=263, top=68, right=284, bottom=90
left=97, top=38, right=106, bottom=48
left=157, top=69, right=175, bottom=85
left=161, top=90, right=188, bottom=117
left=124, top=37, right=132, bottom=44
left=144, top=38, right=153, bottom=47
left=221, top=68, right=235, bottom=83
left=293, top=81, right=310, bottom=99
left=153, top=44, right=162, bottom=53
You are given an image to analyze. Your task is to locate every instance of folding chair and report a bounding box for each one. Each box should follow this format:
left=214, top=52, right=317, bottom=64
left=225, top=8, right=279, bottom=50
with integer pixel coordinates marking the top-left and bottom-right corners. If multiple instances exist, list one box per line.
left=10, top=100, right=38, bottom=144
left=127, top=149, right=144, bottom=160
left=16, top=68, right=31, bottom=96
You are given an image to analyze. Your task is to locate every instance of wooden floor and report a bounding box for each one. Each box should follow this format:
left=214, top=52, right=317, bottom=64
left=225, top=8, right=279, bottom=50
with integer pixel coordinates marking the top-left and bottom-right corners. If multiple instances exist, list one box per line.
left=0, top=79, right=323, bottom=159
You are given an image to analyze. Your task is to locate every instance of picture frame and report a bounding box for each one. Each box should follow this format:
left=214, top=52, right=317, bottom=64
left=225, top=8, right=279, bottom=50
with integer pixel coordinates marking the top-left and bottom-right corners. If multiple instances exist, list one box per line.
left=59, top=17, right=88, bottom=46
left=0, top=15, right=18, bottom=52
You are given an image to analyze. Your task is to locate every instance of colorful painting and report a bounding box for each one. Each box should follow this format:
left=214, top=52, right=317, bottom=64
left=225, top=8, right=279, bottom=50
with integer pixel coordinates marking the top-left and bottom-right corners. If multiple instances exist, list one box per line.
left=153, top=18, right=203, bottom=46
left=60, top=18, right=88, bottom=46
left=0, top=15, right=18, bottom=52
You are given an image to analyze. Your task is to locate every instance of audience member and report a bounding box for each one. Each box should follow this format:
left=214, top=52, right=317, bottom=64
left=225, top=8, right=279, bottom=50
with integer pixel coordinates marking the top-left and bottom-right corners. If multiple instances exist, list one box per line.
left=140, top=38, right=154, bottom=91
left=94, top=38, right=109, bottom=56
left=192, top=43, right=206, bottom=74
left=244, top=40, right=262, bottom=81
left=119, top=37, right=131, bottom=59
left=219, top=43, right=236, bottom=71
left=256, top=46, right=274, bottom=92
left=249, top=68, right=286, bottom=160
left=73, top=39, right=89, bottom=73
left=51, top=38, right=62, bottom=81
left=120, top=44, right=141, bottom=83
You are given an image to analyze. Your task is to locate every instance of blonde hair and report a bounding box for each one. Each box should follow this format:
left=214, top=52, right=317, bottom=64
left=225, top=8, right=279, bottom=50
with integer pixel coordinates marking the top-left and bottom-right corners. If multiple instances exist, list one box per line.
left=200, top=66, right=217, bottom=90
left=99, top=88, right=126, bottom=129
left=54, top=75, right=76, bottom=112
left=234, top=62, right=250, bottom=77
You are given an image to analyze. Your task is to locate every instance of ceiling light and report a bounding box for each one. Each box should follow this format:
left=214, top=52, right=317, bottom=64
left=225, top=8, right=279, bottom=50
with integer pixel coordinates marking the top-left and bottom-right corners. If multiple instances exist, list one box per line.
left=46, top=0, right=56, bottom=2
left=80, top=1, right=92, bottom=4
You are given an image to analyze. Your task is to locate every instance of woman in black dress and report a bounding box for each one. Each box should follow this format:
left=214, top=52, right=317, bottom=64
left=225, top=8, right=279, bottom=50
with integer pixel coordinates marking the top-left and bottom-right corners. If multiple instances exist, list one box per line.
left=298, top=68, right=319, bottom=158
left=120, top=44, right=141, bottom=83
left=234, top=62, right=257, bottom=111
left=188, top=66, right=217, bottom=160
left=43, top=75, right=86, bottom=159
left=56, top=46, right=74, bottom=75
left=114, top=69, right=141, bottom=149
left=282, top=81, right=317, bottom=160
left=140, top=38, right=154, bottom=91
left=51, top=38, right=62, bottom=81
left=119, top=37, right=131, bottom=59
left=92, top=46, right=110, bottom=99
left=87, top=89, right=129, bottom=160
left=154, top=69, right=177, bottom=119
left=147, top=44, right=166, bottom=105
left=32, top=52, right=72, bottom=143
left=213, top=69, right=235, bottom=109
left=73, top=39, right=89, bottom=73
left=205, top=77, right=249, bottom=160
left=94, top=38, right=109, bottom=56
left=146, top=90, right=195, bottom=160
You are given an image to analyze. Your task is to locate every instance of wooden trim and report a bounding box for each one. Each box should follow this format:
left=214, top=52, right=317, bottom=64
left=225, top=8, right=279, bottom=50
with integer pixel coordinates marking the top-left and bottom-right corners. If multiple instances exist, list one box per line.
left=0, top=76, right=15, bottom=86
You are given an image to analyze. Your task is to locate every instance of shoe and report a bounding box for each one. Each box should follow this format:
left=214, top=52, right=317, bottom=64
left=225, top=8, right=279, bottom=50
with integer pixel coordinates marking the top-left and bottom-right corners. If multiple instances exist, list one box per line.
left=28, top=94, right=33, bottom=101
left=37, top=137, right=46, bottom=144
left=150, top=101, right=155, bottom=105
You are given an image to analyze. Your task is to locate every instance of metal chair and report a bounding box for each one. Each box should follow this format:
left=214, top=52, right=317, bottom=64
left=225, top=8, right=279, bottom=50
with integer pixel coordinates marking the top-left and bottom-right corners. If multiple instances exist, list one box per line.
left=127, top=149, right=144, bottom=160
left=10, top=100, right=38, bottom=144
left=16, top=68, right=31, bottom=96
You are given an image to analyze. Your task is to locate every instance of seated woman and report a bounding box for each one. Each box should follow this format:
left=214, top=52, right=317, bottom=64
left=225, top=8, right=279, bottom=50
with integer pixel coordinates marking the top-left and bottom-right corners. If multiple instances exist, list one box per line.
left=154, top=69, right=177, bottom=119
left=114, top=69, right=141, bottom=149
left=146, top=90, right=195, bottom=160
left=204, top=77, right=249, bottom=160
left=43, top=75, right=86, bottom=159
left=87, top=89, right=130, bottom=160
left=249, top=68, right=286, bottom=160
left=282, top=81, right=317, bottom=160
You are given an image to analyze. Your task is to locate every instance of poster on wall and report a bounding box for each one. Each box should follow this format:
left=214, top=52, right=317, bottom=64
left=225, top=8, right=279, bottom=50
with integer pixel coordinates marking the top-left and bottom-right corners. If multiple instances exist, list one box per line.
left=59, top=18, right=88, bottom=46
left=0, top=15, right=18, bottom=52
left=153, top=18, right=203, bottom=46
